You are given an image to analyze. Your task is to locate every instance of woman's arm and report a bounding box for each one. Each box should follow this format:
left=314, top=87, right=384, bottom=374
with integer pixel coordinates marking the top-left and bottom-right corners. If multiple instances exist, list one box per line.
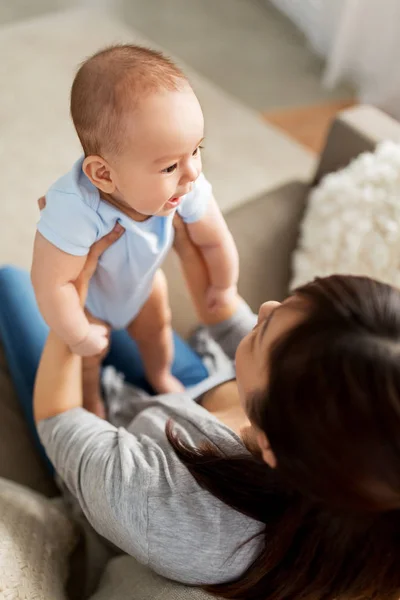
left=33, top=331, right=82, bottom=423
left=33, top=223, right=124, bottom=423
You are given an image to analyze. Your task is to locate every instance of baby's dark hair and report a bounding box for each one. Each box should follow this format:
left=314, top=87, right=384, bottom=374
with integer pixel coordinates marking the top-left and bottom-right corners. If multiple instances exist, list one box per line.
left=70, top=44, right=188, bottom=157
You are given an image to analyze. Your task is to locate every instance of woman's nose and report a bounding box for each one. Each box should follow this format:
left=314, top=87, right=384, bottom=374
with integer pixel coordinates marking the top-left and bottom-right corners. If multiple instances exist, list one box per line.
left=257, top=301, right=281, bottom=325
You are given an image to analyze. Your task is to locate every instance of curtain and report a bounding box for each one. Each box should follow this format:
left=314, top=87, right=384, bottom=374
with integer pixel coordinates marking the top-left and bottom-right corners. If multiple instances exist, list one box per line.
left=325, top=0, right=400, bottom=118
left=271, top=0, right=400, bottom=119
left=269, top=0, right=343, bottom=56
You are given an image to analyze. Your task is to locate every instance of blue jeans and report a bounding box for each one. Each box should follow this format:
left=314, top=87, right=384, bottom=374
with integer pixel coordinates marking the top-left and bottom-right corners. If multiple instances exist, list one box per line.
left=0, top=266, right=208, bottom=472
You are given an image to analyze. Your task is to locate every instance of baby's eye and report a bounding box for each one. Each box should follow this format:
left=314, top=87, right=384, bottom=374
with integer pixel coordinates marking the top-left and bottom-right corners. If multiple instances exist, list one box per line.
left=162, top=163, right=177, bottom=174
left=193, top=145, right=203, bottom=157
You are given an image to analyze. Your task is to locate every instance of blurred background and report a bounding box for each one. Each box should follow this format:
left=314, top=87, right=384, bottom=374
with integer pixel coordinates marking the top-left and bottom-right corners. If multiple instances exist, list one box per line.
left=1, top=0, right=399, bottom=267
left=0, top=0, right=359, bottom=153
left=3, top=0, right=400, bottom=152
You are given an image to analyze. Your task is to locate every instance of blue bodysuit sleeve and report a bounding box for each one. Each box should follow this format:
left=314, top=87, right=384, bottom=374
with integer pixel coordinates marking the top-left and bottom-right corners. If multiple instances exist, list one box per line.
left=37, top=190, right=102, bottom=256
left=177, top=173, right=213, bottom=224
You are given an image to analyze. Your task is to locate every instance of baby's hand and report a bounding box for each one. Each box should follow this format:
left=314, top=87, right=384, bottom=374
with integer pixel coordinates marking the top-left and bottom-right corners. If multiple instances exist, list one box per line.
left=70, top=323, right=109, bottom=357
left=206, top=284, right=237, bottom=312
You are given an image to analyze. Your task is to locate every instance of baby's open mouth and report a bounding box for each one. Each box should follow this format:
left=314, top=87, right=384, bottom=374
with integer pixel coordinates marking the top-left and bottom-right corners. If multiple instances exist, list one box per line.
left=166, top=196, right=182, bottom=208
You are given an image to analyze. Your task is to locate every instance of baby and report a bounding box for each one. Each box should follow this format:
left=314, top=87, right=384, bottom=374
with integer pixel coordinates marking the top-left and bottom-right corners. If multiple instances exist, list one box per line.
left=31, top=44, right=238, bottom=414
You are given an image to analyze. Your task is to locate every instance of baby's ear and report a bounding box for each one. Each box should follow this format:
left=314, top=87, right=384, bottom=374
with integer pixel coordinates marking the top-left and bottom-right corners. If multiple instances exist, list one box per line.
left=83, top=156, right=116, bottom=194
left=38, top=196, right=46, bottom=211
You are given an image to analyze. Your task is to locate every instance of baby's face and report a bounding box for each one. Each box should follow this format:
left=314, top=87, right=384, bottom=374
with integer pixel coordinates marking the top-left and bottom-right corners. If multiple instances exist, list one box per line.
left=110, top=86, right=204, bottom=216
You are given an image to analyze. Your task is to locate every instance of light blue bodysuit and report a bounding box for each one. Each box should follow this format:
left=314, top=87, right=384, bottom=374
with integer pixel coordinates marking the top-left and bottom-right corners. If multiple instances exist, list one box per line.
left=38, top=157, right=212, bottom=328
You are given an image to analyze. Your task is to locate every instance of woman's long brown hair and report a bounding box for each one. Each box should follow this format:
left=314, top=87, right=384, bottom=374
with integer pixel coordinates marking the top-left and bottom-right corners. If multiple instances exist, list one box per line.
left=167, top=275, right=400, bottom=600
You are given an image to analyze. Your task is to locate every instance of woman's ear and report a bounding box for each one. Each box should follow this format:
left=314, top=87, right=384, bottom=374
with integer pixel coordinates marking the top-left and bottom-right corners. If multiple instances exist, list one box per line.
left=83, top=156, right=116, bottom=194
left=256, top=431, right=277, bottom=468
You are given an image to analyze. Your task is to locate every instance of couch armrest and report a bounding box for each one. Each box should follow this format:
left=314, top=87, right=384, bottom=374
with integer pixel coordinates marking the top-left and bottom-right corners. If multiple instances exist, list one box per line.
left=314, top=105, right=400, bottom=184
left=0, top=344, right=58, bottom=497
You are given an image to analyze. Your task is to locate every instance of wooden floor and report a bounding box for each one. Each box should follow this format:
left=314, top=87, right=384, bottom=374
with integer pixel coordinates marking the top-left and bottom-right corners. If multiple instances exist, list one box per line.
left=262, top=100, right=356, bottom=154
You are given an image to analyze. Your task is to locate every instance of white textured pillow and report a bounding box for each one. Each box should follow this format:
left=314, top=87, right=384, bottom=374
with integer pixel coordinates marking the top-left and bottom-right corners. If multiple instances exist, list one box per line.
left=0, top=477, right=78, bottom=599
left=292, top=141, right=400, bottom=289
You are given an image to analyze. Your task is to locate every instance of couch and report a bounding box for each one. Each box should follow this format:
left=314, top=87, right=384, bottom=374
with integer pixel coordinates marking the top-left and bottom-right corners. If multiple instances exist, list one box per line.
left=1, top=105, right=399, bottom=599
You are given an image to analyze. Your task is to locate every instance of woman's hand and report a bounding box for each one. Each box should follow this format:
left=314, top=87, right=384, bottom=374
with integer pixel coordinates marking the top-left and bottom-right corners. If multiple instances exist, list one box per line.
left=74, top=222, right=124, bottom=305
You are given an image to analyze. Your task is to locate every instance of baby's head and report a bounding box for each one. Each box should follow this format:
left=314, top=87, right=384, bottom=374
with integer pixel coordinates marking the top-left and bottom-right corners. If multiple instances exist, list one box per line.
left=71, top=45, right=204, bottom=217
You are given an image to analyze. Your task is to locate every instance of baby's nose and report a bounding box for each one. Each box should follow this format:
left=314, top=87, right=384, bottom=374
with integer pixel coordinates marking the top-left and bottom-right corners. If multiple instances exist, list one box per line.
left=184, top=161, right=200, bottom=183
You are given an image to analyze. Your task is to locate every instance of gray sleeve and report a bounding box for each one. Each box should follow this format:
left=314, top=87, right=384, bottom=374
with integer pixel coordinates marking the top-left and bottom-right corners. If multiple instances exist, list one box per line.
left=37, top=407, right=150, bottom=564
left=207, top=300, right=257, bottom=360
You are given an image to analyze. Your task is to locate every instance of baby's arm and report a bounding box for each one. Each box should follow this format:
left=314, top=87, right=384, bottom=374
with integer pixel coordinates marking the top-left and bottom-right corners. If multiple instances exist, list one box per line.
left=185, top=195, right=239, bottom=310
left=31, top=232, right=108, bottom=356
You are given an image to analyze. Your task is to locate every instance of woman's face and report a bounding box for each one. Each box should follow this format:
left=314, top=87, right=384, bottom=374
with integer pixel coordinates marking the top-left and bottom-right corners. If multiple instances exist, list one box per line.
left=235, top=296, right=306, bottom=466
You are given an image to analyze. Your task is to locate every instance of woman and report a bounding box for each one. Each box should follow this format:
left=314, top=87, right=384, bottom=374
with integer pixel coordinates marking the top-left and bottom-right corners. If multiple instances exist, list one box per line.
left=2, top=218, right=400, bottom=600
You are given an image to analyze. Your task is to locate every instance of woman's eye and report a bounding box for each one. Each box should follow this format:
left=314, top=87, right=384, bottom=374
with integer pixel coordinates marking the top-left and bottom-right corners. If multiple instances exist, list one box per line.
left=162, top=163, right=177, bottom=174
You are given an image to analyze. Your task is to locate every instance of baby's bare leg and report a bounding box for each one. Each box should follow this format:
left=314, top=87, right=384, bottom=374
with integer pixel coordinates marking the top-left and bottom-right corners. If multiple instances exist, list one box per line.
left=173, top=214, right=240, bottom=325
left=127, top=270, right=184, bottom=394
left=173, top=215, right=255, bottom=359
left=82, top=354, right=105, bottom=418
left=81, top=310, right=110, bottom=418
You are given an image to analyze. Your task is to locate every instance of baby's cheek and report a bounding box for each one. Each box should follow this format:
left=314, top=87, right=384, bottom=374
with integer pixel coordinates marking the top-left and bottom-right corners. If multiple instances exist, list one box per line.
left=159, top=181, right=177, bottom=204
left=158, top=181, right=174, bottom=204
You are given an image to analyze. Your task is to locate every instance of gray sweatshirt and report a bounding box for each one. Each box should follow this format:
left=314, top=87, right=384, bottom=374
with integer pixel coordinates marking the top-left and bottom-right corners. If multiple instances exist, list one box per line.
left=38, top=304, right=262, bottom=585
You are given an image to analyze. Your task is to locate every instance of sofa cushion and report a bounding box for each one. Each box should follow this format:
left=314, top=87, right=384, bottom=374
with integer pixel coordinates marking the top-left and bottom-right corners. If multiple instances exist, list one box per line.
left=0, top=343, right=58, bottom=497
left=228, top=182, right=308, bottom=309
left=0, top=477, right=78, bottom=599
left=89, top=555, right=218, bottom=600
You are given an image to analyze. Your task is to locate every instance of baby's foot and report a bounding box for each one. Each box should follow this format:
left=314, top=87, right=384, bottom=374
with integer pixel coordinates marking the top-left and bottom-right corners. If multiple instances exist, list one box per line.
left=151, top=371, right=185, bottom=394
